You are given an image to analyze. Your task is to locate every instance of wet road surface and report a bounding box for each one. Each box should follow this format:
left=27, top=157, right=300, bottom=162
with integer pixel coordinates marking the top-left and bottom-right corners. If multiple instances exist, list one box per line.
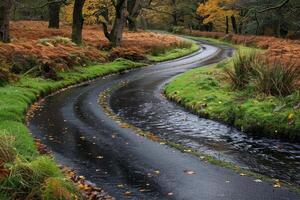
left=28, top=41, right=300, bottom=199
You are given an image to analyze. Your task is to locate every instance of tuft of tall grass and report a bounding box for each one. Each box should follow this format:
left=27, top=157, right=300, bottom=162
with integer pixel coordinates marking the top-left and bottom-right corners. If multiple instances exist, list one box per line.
left=1, top=156, right=76, bottom=199
left=224, top=50, right=258, bottom=89
left=225, top=50, right=300, bottom=97
left=42, top=177, right=79, bottom=200
left=253, top=62, right=300, bottom=96
left=0, top=135, right=16, bottom=164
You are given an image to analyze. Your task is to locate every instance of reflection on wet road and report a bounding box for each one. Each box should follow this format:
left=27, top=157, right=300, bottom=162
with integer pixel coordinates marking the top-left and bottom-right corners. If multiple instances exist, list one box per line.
left=28, top=41, right=300, bottom=199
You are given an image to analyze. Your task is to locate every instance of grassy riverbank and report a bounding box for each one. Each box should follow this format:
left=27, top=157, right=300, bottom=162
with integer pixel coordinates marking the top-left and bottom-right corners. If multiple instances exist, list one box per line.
left=147, top=43, right=199, bottom=62
left=165, top=38, right=300, bottom=141
left=0, top=40, right=198, bottom=199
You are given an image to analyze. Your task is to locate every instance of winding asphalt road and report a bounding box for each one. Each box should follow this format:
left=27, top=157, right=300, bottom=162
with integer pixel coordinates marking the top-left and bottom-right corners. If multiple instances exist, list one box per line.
left=28, top=40, right=300, bottom=200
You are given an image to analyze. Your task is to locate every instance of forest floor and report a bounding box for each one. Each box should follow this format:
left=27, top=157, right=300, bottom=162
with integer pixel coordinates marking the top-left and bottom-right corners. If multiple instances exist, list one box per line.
left=0, top=21, right=197, bottom=83
left=0, top=21, right=198, bottom=199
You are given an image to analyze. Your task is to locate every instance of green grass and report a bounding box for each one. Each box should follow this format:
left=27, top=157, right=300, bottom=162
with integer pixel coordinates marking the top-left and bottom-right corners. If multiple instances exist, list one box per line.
left=164, top=44, right=300, bottom=140
left=147, top=43, right=199, bottom=62
left=0, top=41, right=200, bottom=199
left=0, top=59, right=143, bottom=199
left=0, top=59, right=143, bottom=159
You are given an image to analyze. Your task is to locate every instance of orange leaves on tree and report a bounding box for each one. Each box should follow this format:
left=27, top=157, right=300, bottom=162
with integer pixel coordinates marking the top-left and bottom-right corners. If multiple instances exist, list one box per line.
left=197, top=0, right=239, bottom=32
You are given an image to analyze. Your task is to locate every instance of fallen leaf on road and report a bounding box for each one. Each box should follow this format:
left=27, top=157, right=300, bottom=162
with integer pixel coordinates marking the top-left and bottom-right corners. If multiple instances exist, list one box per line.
left=184, top=170, right=196, bottom=175
left=273, top=183, right=281, bottom=188
left=239, top=173, right=246, bottom=176
left=273, top=179, right=281, bottom=188
left=124, top=191, right=132, bottom=196
left=139, top=189, right=150, bottom=192
left=121, top=124, right=130, bottom=129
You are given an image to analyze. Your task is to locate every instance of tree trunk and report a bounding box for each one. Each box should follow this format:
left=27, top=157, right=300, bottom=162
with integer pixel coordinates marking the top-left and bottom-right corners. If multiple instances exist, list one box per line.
left=238, top=22, right=243, bottom=34
left=128, top=19, right=137, bottom=31
left=48, top=1, right=61, bottom=29
left=140, top=16, right=148, bottom=30
left=71, top=0, right=85, bottom=44
left=231, top=15, right=237, bottom=34
left=127, top=0, right=141, bottom=32
left=110, top=1, right=127, bottom=46
left=102, top=0, right=127, bottom=47
left=0, top=0, right=13, bottom=43
left=255, top=13, right=259, bottom=35
left=225, top=16, right=229, bottom=34
left=172, top=14, right=178, bottom=26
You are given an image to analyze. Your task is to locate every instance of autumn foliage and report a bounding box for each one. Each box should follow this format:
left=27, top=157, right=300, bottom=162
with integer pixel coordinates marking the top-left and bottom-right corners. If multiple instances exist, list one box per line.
left=0, top=21, right=183, bottom=78
left=197, top=0, right=239, bottom=32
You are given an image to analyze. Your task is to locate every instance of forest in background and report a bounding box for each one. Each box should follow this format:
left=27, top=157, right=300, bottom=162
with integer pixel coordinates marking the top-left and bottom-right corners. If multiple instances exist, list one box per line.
left=1, top=0, right=299, bottom=80
left=2, top=0, right=300, bottom=38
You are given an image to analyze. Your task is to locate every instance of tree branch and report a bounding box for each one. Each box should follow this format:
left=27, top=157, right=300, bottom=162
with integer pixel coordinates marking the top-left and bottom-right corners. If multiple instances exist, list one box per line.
left=257, top=0, right=290, bottom=13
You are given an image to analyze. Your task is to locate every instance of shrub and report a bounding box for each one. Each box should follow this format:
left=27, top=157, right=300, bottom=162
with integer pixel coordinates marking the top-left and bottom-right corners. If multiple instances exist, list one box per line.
left=0, top=135, right=16, bottom=164
left=175, top=41, right=193, bottom=49
left=224, top=50, right=258, bottom=89
left=38, top=36, right=75, bottom=46
left=171, top=26, right=185, bottom=34
left=150, top=45, right=167, bottom=56
left=109, top=47, right=146, bottom=61
left=150, top=41, right=193, bottom=56
left=253, top=61, right=300, bottom=96
left=11, top=53, right=40, bottom=74
left=2, top=156, right=63, bottom=199
left=0, top=68, right=11, bottom=87
left=225, top=51, right=300, bottom=96
left=42, top=177, right=78, bottom=200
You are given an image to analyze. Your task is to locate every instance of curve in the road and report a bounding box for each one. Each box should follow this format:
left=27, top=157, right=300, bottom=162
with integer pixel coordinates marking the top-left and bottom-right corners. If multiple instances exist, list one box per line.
left=28, top=41, right=300, bottom=200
